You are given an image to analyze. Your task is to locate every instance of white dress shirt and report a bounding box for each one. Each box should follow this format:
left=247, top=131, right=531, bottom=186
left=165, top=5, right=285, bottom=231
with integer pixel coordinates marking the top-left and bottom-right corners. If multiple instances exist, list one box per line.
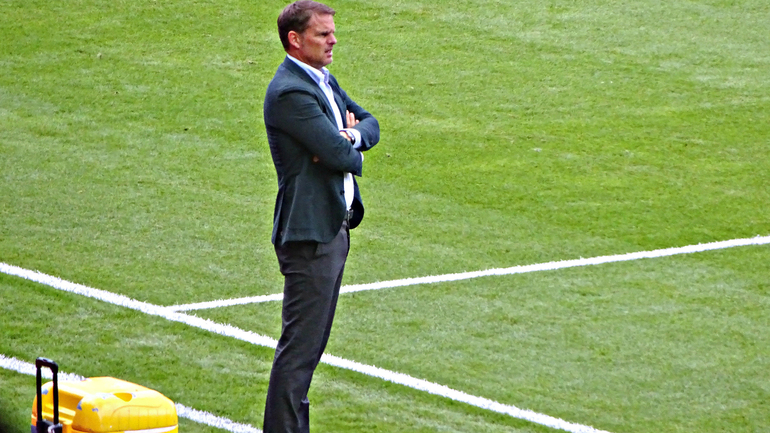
left=286, top=55, right=362, bottom=211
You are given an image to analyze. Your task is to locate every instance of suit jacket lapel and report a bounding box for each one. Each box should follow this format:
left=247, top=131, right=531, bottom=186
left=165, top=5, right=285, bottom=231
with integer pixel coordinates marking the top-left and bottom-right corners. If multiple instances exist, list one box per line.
left=282, top=57, right=341, bottom=127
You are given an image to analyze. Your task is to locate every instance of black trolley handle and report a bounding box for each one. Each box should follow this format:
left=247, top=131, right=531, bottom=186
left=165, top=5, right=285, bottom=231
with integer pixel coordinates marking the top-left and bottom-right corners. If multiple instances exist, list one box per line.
left=35, top=358, right=60, bottom=433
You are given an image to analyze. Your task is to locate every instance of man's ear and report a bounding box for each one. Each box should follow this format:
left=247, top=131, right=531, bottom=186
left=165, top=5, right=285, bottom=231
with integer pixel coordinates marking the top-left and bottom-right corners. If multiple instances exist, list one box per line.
left=288, top=30, right=302, bottom=50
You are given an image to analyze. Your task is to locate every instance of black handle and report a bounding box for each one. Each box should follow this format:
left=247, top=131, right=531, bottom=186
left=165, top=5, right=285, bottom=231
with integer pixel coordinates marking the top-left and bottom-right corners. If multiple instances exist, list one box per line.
left=35, top=358, right=60, bottom=433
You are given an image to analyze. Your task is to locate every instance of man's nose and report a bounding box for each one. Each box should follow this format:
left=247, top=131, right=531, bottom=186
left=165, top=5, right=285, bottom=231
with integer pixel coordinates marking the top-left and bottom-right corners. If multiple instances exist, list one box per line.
left=330, top=35, right=337, bottom=45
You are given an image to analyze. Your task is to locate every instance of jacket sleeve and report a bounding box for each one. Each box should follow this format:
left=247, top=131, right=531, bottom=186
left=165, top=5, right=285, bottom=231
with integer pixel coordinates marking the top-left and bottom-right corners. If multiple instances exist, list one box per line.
left=267, top=87, right=363, bottom=175
left=334, top=79, right=380, bottom=152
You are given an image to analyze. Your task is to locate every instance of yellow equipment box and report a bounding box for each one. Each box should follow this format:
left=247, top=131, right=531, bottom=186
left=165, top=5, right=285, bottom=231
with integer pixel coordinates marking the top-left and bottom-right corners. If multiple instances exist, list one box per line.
left=32, top=360, right=177, bottom=433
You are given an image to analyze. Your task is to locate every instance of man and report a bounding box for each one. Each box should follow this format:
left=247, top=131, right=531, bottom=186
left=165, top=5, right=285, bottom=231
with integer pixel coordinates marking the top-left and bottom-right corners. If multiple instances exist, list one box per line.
left=262, top=1, right=380, bottom=432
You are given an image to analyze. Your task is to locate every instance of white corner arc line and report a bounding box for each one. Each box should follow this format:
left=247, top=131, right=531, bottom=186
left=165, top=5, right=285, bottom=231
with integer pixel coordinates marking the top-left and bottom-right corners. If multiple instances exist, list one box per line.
left=1, top=263, right=611, bottom=433
left=0, top=355, right=261, bottom=433
left=167, top=235, right=770, bottom=311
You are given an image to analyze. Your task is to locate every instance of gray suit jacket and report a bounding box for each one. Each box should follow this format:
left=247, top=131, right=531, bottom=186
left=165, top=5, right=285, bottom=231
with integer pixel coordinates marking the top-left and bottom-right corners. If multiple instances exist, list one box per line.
left=264, top=57, right=380, bottom=245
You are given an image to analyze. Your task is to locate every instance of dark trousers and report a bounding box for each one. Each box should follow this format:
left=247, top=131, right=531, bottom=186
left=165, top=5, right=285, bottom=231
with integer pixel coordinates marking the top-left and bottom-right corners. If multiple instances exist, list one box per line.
left=263, top=220, right=350, bottom=433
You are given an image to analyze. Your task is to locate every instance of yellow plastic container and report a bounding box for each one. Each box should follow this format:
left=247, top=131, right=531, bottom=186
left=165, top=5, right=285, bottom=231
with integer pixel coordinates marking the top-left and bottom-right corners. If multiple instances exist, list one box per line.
left=32, top=377, right=178, bottom=433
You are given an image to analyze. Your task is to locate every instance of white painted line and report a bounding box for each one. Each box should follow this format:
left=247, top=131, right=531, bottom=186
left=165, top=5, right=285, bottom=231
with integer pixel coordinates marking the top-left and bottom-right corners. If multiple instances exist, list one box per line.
left=168, top=294, right=283, bottom=312
left=0, top=262, right=279, bottom=349
left=167, top=235, right=770, bottom=311
left=0, top=354, right=86, bottom=384
left=1, top=263, right=611, bottom=433
left=124, top=427, right=177, bottom=433
left=321, top=353, right=608, bottom=433
left=0, top=355, right=261, bottom=433
left=174, top=404, right=260, bottom=433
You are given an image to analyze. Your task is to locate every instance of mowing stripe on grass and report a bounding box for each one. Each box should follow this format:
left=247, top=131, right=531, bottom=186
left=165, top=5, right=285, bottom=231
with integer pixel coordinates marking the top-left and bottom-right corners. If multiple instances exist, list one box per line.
left=0, top=355, right=261, bottom=433
left=167, top=235, right=770, bottom=311
left=1, top=262, right=611, bottom=433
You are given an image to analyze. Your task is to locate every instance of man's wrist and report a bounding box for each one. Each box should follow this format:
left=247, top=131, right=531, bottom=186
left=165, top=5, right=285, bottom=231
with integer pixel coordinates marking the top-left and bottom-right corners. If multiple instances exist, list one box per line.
left=341, top=130, right=354, bottom=143
left=343, top=128, right=361, bottom=148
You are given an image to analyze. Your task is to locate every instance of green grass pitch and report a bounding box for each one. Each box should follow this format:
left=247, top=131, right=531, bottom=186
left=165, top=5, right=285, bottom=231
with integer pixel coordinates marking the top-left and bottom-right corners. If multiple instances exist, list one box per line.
left=1, top=0, right=769, bottom=432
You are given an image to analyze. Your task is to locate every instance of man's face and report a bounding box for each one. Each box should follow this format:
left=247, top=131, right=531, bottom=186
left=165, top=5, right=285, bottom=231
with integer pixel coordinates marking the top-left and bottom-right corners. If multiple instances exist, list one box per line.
left=294, top=13, right=336, bottom=69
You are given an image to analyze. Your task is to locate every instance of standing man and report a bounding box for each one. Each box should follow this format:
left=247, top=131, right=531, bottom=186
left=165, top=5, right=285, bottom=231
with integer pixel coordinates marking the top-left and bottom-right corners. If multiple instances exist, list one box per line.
left=262, top=1, right=379, bottom=432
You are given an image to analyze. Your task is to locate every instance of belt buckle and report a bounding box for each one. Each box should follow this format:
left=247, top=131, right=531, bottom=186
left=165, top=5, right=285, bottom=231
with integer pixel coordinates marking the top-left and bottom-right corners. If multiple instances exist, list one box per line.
left=346, top=209, right=354, bottom=222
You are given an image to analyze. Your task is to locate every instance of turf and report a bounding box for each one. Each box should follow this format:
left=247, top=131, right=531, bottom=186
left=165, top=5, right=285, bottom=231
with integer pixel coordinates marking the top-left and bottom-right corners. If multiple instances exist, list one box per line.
left=1, top=0, right=769, bottom=432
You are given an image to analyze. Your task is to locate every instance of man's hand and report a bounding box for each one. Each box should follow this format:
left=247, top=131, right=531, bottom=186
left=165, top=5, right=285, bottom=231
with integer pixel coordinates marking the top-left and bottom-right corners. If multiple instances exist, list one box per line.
left=339, top=111, right=359, bottom=142
left=346, top=110, right=359, bottom=127
left=320, top=111, right=361, bottom=162
left=339, top=130, right=353, bottom=142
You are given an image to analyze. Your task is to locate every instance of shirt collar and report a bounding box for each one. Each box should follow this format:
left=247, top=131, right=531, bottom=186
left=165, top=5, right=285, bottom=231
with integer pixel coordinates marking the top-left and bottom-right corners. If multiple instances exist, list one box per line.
left=286, top=54, right=330, bottom=87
